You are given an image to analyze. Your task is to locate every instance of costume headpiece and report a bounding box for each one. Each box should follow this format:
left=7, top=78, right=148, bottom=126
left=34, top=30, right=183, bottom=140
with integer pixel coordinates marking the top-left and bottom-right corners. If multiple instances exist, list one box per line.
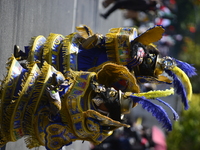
left=157, top=57, right=197, bottom=109
left=129, top=26, right=196, bottom=110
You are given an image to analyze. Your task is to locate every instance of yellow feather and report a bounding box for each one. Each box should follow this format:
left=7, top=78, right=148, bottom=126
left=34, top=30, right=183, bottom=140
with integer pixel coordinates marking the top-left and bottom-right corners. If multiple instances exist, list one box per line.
left=134, top=26, right=165, bottom=45
left=126, top=88, right=174, bottom=99
left=171, top=66, right=192, bottom=101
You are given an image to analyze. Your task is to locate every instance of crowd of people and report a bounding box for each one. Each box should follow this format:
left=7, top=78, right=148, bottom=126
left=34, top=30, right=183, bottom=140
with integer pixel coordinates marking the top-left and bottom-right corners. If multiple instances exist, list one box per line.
left=90, top=119, right=157, bottom=150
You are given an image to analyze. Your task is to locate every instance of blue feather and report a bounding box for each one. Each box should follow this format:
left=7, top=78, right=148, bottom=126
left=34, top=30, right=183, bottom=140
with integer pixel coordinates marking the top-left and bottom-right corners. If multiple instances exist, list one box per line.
left=129, top=95, right=172, bottom=131
left=174, top=58, right=197, bottom=77
left=154, top=98, right=179, bottom=121
left=165, top=69, right=189, bottom=110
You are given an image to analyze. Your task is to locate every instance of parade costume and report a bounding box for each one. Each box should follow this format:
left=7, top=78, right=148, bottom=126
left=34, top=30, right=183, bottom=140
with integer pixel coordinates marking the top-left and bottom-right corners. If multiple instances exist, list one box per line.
left=14, top=25, right=196, bottom=103
left=0, top=25, right=196, bottom=149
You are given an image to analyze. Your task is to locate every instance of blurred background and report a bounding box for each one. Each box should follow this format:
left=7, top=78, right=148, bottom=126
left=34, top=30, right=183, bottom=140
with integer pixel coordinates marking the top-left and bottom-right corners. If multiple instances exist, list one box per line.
left=0, top=0, right=200, bottom=150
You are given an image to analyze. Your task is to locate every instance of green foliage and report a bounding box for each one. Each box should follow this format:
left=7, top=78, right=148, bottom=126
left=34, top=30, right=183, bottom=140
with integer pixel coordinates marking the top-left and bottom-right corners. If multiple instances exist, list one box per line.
left=163, top=1, right=200, bottom=149
left=176, top=0, right=196, bottom=32
left=178, top=37, right=200, bottom=93
left=167, top=94, right=200, bottom=150
left=179, top=37, right=200, bottom=65
left=175, top=0, right=200, bottom=93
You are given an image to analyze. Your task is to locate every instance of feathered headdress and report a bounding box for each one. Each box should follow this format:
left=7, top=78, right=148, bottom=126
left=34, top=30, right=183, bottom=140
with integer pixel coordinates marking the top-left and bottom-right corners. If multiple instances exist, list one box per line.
left=128, top=95, right=178, bottom=131
left=157, top=57, right=197, bottom=110
left=123, top=88, right=178, bottom=131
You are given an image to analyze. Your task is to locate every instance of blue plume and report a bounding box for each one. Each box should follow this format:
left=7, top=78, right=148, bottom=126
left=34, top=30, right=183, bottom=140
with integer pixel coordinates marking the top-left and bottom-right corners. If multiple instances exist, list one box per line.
left=165, top=69, right=189, bottom=110
left=174, top=58, right=197, bottom=77
left=154, top=98, right=179, bottom=121
left=129, top=95, right=172, bottom=131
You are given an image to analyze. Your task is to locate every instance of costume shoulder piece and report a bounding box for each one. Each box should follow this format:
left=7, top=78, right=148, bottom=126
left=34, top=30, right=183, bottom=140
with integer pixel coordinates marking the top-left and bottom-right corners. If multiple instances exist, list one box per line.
left=60, top=68, right=130, bottom=145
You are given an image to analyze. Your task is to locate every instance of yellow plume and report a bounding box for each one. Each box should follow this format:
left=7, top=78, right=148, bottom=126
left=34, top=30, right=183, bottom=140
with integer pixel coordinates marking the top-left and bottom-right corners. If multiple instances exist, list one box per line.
left=125, top=88, right=174, bottom=99
left=171, top=66, right=192, bottom=101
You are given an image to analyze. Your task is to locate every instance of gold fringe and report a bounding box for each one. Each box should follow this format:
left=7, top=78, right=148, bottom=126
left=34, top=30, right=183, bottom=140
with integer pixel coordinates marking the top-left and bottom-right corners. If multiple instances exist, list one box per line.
left=27, top=35, right=46, bottom=64
left=33, top=61, right=50, bottom=112
left=62, top=33, right=84, bottom=72
left=62, top=33, right=78, bottom=72
left=24, top=136, right=41, bottom=149
left=23, top=62, right=50, bottom=147
left=9, top=63, right=41, bottom=141
left=105, top=32, right=119, bottom=63
left=43, top=33, right=64, bottom=69
left=0, top=56, right=14, bottom=91
left=0, top=56, right=18, bottom=141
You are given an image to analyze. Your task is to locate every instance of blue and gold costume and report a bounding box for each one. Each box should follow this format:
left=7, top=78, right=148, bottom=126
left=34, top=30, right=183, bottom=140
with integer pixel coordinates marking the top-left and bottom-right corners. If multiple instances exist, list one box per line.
left=0, top=57, right=140, bottom=150
left=0, top=25, right=196, bottom=149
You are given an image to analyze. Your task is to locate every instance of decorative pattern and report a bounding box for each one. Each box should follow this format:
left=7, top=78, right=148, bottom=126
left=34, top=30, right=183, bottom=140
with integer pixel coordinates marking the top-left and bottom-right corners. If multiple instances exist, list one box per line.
left=105, top=27, right=137, bottom=65
left=0, top=25, right=196, bottom=150
left=45, top=123, right=74, bottom=150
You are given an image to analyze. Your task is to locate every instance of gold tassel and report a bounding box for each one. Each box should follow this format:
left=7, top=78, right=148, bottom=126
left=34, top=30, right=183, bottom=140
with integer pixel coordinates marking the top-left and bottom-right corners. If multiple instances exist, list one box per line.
left=43, top=33, right=64, bottom=68
left=27, top=35, right=46, bottom=63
